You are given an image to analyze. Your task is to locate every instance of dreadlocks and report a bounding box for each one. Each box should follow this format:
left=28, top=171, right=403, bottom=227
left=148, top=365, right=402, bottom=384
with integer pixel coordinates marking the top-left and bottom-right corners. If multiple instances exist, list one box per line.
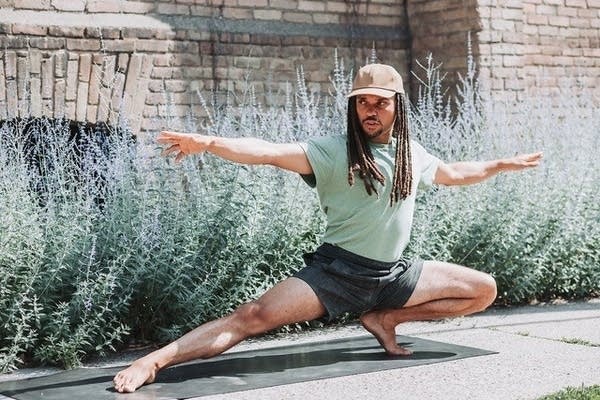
left=346, top=93, right=413, bottom=205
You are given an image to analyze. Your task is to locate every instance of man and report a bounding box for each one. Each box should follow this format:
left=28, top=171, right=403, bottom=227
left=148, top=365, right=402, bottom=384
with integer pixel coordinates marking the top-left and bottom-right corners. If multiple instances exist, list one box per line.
left=113, top=63, right=542, bottom=393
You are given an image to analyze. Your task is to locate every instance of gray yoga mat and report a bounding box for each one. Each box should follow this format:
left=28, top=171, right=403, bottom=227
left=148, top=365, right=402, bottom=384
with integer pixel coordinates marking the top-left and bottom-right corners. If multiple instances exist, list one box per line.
left=0, top=335, right=496, bottom=400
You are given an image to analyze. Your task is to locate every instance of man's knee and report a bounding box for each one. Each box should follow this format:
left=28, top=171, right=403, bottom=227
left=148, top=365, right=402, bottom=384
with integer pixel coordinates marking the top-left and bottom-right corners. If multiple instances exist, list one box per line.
left=477, top=273, right=497, bottom=309
left=232, top=301, right=273, bottom=336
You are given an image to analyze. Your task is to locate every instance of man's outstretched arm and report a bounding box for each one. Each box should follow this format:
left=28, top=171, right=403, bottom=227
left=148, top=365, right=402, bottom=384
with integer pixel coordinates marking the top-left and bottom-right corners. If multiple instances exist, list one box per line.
left=433, top=151, right=543, bottom=186
left=157, top=131, right=313, bottom=175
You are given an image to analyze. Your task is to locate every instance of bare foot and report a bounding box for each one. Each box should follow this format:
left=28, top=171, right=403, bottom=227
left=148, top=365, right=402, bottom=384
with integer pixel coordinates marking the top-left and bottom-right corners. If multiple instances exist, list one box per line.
left=360, top=310, right=412, bottom=356
left=113, top=360, right=158, bottom=393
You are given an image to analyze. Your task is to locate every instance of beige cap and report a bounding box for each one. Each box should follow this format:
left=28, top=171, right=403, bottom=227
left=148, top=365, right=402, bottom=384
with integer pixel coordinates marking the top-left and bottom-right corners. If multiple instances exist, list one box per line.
left=348, top=63, right=404, bottom=98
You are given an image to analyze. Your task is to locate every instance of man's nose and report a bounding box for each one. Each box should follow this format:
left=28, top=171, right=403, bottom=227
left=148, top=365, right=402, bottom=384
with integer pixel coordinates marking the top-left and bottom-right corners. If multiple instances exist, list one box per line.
left=365, top=105, right=378, bottom=115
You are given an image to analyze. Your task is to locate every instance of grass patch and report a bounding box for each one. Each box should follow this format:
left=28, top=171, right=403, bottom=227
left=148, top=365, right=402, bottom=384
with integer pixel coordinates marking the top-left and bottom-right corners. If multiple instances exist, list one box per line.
left=538, top=385, right=600, bottom=400
left=559, top=338, right=599, bottom=347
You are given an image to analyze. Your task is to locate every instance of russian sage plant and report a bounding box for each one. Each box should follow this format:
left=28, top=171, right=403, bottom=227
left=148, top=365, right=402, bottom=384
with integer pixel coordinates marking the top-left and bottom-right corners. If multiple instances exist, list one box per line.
left=0, top=53, right=598, bottom=373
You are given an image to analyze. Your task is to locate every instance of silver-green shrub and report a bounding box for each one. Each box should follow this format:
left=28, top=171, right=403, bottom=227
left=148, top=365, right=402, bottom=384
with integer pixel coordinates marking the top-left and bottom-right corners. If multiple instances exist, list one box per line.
left=0, top=54, right=598, bottom=373
left=407, top=55, right=599, bottom=305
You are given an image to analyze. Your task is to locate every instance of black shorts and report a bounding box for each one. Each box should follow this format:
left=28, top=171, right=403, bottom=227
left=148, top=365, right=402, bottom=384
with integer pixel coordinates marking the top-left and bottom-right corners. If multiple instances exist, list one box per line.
left=293, top=243, right=423, bottom=322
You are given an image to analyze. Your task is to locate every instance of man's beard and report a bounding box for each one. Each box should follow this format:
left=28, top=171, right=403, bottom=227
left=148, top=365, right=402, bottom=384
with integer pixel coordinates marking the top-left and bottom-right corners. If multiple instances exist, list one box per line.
left=361, top=117, right=384, bottom=138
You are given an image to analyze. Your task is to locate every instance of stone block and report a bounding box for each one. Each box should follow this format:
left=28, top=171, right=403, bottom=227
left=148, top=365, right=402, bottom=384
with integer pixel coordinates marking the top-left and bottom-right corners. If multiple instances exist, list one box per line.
left=527, top=14, right=548, bottom=24
left=536, top=4, right=557, bottom=15
left=153, top=54, right=172, bottom=67
left=41, top=99, right=52, bottom=118
left=502, top=31, right=525, bottom=44
left=165, top=80, right=190, bottom=93
left=54, top=78, right=66, bottom=118
left=16, top=56, right=27, bottom=100
left=103, top=40, right=136, bottom=53
left=222, top=7, right=253, bottom=19
left=87, top=105, right=97, bottom=123
left=150, top=67, right=175, bottom=79
left=503, top=55, right=523, bottom=67
left=12, top=24, right=48, bottom=36
left=156, top=3, right=190, bottom=15
left=3, top=51, right=17, bottom=80
left=18, top=98, right=29, bottom=118
left=78, top=54, right=92, bottom=82
left=538, top=25, right=559, bottom=35
left=491, top=19, right=515, bottom=31
left=65, top=101, right=75, bottom=120
left=169, top=41, right=199, bottom=53
left=116, top=53, right=129, bottom=72
left=565, top=0, right=586, bottom=7
left=122, top=27, right=157, bottom=39
left=6, top=80, right=17, bottom=118
left=281, top=11, right=312, bottom=23
left=41, top=57, right=54, bottom=99
left=30, top=77, right=42, bottom=117
left=312, top=13, right=340, bottom=24
left=87, top=0, right=122, bottom=13
left=122, top=1, right=155, bottom=14
left=548, top=15, right=570, bottom=27
left=29, top=37, right=65, bottom=49
left=253, top=9, right=283, bottom=20
left=87, top=60, right=102, bottom=105
left=76, top=81, right=88, bottom=120
left=54, top=50, right=67, bottom=78
left=124, top=53, right=143, bottom=97
left=28, top=50, right=42, bottom=75
left=143, top=105, right=157, bottom=118
left=501, top=8, right=523, bottom=20
left=67, top=39, right=101, bottom=51
left=136, top=39, right=171, bottom=53
left=66, top=58, right=78, bottom=101
left=148, top=80, right=165, bottom=92
left=238, top=0, right=268, bottom=6
left=48, top=26, right=85, bottom=38
left=0, top=61, right=5, bottom=103
left=14, top=0, right=51, bottom=10
left=85, top=27, right=121, bottom=39
left=51, top=0, right=85, bottom=12
left=110, top=72, right=126, bottom=120
left=270, top=0, right=298, bottom=9
left=569, top=17, right=591, bottom=28
left=170, top=53, right=200, bottom=67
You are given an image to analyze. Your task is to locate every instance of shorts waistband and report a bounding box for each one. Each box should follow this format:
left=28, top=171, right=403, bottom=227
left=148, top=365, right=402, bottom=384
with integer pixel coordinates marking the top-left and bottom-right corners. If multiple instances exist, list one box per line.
left=315, top=243, right=400, bottom=269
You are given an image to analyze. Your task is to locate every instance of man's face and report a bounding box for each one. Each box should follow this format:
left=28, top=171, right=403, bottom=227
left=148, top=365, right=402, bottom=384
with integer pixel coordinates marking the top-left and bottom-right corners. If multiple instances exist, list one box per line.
left=355, top=94, right=396, bottom=143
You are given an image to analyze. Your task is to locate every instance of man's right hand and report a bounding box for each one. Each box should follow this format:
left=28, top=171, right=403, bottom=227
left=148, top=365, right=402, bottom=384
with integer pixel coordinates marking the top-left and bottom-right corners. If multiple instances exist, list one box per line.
left=157, top=131, right=212, bottom=163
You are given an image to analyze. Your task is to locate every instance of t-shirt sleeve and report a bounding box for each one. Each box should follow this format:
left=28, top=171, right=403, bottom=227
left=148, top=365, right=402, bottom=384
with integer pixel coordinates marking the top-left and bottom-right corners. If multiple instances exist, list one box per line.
left=412, top=140, right=442, bottom=188
left=299, top=136, right=340, bottom=188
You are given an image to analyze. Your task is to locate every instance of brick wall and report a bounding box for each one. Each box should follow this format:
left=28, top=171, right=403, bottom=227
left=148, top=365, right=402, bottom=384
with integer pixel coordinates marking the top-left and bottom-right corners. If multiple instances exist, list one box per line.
left=0, top=0, right=599, bottom=134
left=522, top=0, right=600, bottom=98
left=406, top=0, right=481, bottom=95
left=477, top=0, right=600, bottom=102
left=0, top=0, right=410, bottom=133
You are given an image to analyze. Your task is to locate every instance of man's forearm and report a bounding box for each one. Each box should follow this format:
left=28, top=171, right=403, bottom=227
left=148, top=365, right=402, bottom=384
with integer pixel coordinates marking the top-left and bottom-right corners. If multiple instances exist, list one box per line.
left=445, top=159, right=507, bottom=185
left=205, top=136, right=275, bottom=165
left=435, top=152, right=542, bottom=186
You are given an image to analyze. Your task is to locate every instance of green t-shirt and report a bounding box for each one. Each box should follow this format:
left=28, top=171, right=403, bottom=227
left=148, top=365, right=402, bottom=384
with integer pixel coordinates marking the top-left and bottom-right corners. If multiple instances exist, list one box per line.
left=301, top=135, right=441, bottom=262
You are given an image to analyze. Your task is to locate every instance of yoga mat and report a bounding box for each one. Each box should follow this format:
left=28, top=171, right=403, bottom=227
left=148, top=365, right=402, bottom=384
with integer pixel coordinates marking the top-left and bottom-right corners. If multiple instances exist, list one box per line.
left=0, top=335, right=496, bottom=400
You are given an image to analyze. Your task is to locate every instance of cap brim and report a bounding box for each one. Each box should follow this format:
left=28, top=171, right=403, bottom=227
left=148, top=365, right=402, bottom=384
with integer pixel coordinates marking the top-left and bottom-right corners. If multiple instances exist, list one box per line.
left=347, top=87, right=400, bottom=98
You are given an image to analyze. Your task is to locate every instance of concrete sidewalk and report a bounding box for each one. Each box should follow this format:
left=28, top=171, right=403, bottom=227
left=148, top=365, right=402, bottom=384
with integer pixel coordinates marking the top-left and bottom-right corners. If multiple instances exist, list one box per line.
left=1, top=299, right=599, bottom=400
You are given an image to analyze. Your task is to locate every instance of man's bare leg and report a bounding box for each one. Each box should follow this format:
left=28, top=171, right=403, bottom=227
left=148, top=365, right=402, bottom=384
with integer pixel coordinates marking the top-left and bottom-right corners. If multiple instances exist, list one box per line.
left=113, top=277, right=325, bottom=393
left=360, top=261, right=497, bottom=355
